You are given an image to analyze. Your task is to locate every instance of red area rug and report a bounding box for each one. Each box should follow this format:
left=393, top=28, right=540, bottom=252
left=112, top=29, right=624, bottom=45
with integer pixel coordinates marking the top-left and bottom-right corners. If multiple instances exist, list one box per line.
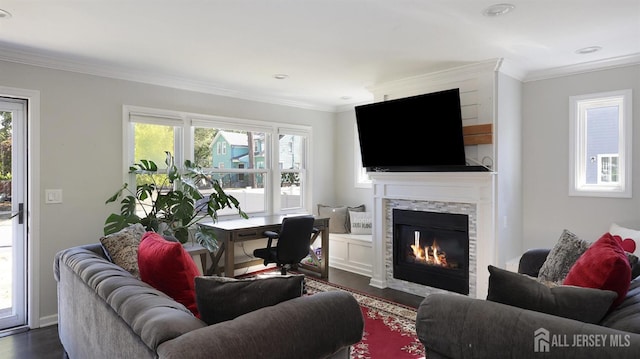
left=304, top=277, right=425, bottom=359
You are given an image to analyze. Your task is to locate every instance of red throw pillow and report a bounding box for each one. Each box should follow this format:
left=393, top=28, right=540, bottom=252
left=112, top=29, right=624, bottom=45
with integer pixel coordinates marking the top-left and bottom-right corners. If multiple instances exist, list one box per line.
left=138, top=231, right=200, bottom=317
left=563, top=232, right=631, bottom=309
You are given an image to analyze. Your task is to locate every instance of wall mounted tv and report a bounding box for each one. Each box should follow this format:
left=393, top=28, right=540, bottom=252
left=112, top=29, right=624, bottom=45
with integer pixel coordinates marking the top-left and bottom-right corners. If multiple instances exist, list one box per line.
left=355, top=88, right=485, bottom=172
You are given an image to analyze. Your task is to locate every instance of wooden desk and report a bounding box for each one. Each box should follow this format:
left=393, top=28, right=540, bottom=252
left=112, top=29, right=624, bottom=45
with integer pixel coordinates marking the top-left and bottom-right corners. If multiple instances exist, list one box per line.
left=199, top=215, right=330, bottom=279
left=183, top=243, right=208, bottom=274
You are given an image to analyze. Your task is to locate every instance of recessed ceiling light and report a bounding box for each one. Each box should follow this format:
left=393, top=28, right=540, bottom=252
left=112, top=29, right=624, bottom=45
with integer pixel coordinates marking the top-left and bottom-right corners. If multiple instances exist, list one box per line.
left=575, top=46, right=602, bottom=55
left=273, top=74, right=288, bottom=80
left=0, top=9, right=12, bottom=18
left=482, top=3, right=515, bottom=17
left=340, top=96, right=352, bottom=100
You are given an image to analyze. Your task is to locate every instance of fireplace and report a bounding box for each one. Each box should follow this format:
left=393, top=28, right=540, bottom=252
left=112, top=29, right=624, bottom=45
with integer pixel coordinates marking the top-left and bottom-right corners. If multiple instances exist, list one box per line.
left=392, top=209, right=469, bottom=295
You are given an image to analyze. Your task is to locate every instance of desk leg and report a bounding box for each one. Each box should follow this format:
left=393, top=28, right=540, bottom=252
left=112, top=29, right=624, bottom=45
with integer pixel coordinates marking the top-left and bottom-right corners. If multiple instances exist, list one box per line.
left=225, top=238, right=235, bottom=277
left=320, top=228, right=329, bottom=279
left=206, top=242, right=225, bottom=276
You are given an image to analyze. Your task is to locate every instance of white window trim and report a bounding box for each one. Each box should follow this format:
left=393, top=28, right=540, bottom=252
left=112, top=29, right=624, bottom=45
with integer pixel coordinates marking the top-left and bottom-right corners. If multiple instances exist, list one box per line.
left=123, top=105, right=313, bottom=215
left=569, top=89, right=632, bottom=198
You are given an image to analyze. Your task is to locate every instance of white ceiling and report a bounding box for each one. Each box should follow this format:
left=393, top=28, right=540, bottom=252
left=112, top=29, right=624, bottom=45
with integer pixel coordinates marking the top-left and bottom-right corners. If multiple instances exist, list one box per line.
left=0, top=0, right=638, bottom=111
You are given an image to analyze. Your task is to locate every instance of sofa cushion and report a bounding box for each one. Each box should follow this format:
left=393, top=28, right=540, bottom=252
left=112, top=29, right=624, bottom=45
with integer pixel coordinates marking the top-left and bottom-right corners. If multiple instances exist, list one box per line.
left=537, top=229, right=590, bottom=283
left=599, top=277, right=640, bottom=334
left=138, top=231, right=201, bottom=317
left=194, top=274, right=304, bottom=325
left=564, top=232, right=632, bottom=309
left=99, top=223, right=146, bottom=279
left=487, top=265, right=617, bottom=324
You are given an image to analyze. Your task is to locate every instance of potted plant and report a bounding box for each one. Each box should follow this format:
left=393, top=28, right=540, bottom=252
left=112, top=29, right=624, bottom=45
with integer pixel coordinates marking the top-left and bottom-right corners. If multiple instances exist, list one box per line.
left=104, top=151, right=247, bottom=251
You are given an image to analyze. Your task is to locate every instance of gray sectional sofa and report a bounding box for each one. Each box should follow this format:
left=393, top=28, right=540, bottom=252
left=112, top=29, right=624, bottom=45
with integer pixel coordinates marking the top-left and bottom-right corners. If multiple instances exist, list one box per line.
left=54, top=243, right=364, bottom=359
left=416, top=248, right=640, bottom=358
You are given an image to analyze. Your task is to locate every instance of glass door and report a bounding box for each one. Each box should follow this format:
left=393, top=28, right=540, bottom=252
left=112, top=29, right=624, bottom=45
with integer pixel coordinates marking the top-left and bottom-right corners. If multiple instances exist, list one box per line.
left=0, top=97, right=27, bottom=331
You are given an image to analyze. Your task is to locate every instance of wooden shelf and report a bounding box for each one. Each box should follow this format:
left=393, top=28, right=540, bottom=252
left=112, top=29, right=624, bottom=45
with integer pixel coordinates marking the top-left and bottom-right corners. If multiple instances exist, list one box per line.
left=463, top=124, right=493, bottom=145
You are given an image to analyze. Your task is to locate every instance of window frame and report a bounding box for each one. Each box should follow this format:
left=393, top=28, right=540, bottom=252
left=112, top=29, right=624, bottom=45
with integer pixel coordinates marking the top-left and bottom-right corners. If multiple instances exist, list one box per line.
left=123, top=105, right=312, bottom=217
left=569, top=89, right=632, bottom=198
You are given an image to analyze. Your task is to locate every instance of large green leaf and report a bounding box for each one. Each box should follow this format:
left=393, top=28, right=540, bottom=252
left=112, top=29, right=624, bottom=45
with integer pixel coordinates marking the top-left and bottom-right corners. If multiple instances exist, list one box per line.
left=104, top=213, right=141, bottom=235
left=105, top=183, right=129, bottom=204
left=117, top=196, right=137, bottom=217
left=173, top=226, right=190, bottom=244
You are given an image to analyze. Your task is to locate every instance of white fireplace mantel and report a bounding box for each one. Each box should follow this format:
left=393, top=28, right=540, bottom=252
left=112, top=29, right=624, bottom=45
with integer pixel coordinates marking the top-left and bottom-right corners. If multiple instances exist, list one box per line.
left=368, top=171, right=496, bottom=299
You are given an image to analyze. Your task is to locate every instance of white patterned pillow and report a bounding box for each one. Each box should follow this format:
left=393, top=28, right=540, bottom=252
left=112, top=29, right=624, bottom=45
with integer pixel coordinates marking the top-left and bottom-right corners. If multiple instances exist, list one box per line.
left=99, top=223, right=146, bottom=278
left=349, top=211, right=372, bottom=235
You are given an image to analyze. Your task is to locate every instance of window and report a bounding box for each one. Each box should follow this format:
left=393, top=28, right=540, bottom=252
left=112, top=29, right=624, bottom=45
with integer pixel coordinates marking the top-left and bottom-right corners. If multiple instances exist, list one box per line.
left=569, top=89, right=632, bottom=197
left=124, top=105, right=311, bottom=217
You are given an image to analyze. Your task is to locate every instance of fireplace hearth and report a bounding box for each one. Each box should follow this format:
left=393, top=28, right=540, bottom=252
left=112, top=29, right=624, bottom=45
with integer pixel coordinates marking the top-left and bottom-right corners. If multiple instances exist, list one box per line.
left=393, top=209, right=469, bottom=295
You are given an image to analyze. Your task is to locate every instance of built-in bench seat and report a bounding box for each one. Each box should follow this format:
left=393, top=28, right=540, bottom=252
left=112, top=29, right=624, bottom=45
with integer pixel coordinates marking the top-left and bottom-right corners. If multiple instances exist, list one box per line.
left=328, top=233, right=372, bottom=277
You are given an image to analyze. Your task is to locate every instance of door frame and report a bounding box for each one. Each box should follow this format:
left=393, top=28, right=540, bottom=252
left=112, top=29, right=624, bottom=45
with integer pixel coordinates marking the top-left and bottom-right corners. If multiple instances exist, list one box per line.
left=0, top=86, right=41, bottom=329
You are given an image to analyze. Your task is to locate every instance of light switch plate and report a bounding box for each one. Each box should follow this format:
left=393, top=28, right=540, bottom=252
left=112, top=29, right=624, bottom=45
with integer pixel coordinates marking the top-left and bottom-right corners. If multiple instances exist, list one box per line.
left=45, top=189, right=63, bottom=204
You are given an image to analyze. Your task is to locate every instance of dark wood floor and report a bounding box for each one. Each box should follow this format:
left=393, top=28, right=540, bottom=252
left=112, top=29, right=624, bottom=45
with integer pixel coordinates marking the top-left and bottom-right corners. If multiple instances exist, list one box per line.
left=0, top=267, right=424, bottom=359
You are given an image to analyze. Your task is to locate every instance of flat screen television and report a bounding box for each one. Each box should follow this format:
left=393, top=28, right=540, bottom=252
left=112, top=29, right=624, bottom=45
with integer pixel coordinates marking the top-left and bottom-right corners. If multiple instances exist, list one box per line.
left=355, top=88, right=484, bottom=172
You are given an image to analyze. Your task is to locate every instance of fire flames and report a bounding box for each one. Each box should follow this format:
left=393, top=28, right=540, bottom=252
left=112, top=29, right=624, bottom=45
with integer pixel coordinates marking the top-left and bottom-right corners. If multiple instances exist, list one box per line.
left=410, top=239, right=449, bottom=267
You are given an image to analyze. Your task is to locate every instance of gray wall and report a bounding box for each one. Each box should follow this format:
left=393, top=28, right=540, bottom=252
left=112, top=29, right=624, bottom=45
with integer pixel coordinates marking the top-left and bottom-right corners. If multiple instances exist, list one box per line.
left=0, top=59, right=337, bottom=325
left=333, top=108, right=374, bottom=211
left=522, top=64, right=640, bottom=249
left=495, top=72, right=523, bottom=266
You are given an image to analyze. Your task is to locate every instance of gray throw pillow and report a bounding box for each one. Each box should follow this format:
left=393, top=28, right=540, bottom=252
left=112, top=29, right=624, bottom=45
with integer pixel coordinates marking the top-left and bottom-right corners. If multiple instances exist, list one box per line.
left=195, top=274, right=305, bottom=325
left=487, top=265, right=617, bottom=324
left=317, top=204, right=365, bottom=234
left=537, top=229, right=590, bottom=283
left=318, top=205, right=348, bottom=233
left=627, top=252, right=640, bottom=280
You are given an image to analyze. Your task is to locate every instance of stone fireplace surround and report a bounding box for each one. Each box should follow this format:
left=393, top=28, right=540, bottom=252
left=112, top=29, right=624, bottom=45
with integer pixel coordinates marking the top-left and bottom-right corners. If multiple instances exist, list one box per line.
left=368, top=171, right=496, bottom=299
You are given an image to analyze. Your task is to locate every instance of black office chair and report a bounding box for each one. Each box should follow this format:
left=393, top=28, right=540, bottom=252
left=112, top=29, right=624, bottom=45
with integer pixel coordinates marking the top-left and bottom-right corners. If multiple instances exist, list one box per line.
left=253, top=215, right=318, bottom=275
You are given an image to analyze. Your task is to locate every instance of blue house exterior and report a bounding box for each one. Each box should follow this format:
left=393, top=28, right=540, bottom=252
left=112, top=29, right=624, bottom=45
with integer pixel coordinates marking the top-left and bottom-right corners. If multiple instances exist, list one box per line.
left=210, top=131, right=265, bottom=187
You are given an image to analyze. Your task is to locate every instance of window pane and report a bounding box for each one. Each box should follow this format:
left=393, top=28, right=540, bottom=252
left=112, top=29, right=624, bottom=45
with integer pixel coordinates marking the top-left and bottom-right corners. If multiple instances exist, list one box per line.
left=585, top=106, right=619, bottom=185
left=134, top=172, right=170, bottom=216
left=279, top=134, right=304, bottom=210
left=134, top=123, right=174, bottom=166
left=204, top=172, right=266, bottom=214
left=278, top=134, right=303, bottom=170
left=193, top=127, right=216, bottom=167
left=195, top=127, right=269, bottom=214
left=208, top=129, right=267, bottom=170
left=281, top=172, right=302, bottom=209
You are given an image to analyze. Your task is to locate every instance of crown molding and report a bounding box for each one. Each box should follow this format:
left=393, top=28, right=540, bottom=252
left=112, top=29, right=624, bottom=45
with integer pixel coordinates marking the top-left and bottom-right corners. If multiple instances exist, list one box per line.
left=523, top=53, right=640, bottom=82
left=1, top=43, right=638, bottom=112
left=0, top=44, right=336, bottom=112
